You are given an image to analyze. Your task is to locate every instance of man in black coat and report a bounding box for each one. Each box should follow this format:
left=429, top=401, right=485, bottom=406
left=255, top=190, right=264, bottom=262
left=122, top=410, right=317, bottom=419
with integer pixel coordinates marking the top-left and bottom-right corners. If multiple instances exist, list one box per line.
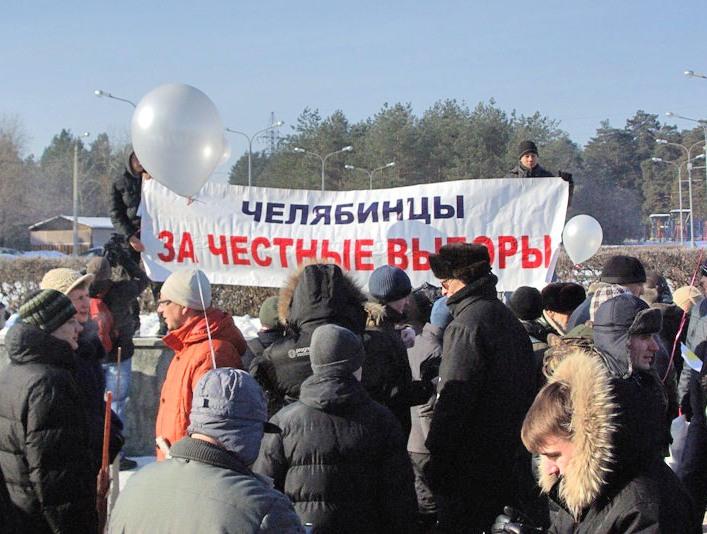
left=425, top=243, right=537, bottom=533
left=506, top=140, right=574, bottom=204
left=110, top=150, right=147, bottom=256
left=254, top=324, right=417, bottom=533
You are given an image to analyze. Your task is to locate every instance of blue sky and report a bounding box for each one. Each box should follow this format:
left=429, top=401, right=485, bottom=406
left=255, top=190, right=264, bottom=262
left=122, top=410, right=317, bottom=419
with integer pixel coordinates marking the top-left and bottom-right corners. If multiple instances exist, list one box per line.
left=2, top=1, right=706, bottom=182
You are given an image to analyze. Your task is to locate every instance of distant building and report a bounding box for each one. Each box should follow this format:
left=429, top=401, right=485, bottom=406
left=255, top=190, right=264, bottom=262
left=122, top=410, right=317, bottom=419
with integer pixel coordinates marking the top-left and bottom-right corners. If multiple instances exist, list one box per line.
left=29, top=215, right=114, bottom=254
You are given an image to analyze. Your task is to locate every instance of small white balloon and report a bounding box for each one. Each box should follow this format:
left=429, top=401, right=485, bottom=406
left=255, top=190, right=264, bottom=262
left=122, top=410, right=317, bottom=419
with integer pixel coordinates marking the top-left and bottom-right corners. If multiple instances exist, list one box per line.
left=131, top=83, right=224, bottom=198
left=562, top=215, right=603, bottom=264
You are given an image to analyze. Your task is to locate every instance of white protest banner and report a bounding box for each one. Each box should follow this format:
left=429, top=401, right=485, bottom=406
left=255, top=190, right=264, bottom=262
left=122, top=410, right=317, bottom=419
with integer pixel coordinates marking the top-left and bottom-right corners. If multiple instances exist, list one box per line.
left=139, top=177, right=569, bottom=290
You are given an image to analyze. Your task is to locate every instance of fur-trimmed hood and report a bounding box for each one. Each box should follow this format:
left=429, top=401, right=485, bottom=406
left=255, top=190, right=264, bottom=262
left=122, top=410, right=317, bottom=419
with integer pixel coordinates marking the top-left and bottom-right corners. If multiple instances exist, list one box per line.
left=364, top=300, right=405, bottom=328
left=277, top=263, right=367, bottom=334
left=539, top=350, right=617, bottom=520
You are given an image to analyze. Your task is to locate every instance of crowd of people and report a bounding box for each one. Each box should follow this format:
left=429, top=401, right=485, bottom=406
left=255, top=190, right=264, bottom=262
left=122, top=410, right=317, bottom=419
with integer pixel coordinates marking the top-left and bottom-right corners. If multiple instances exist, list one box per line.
left=0, top=144, right=705, bottom=533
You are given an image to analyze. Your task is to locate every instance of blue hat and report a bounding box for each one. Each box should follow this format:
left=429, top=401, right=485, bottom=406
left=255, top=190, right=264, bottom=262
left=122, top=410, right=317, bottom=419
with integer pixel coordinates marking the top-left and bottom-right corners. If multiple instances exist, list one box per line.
left=368, top=265, right=412, bottom=304
left=188, top=368, right=279, bottom=465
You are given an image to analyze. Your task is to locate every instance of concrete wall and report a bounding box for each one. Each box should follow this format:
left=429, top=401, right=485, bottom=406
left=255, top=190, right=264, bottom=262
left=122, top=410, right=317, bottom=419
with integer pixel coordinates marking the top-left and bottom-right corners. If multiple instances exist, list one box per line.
left=0, top=336, right=173, bottom=457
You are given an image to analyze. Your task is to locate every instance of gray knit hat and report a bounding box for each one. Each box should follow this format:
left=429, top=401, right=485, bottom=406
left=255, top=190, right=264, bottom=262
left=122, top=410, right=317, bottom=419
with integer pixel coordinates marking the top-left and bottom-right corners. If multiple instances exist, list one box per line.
left=188, top=368, right=279, bottom=465
left=161, top=268, right=211, bottom=310
left=19, top=289, right=77, bottom=333
left=310, top=324, right=365, bottom=376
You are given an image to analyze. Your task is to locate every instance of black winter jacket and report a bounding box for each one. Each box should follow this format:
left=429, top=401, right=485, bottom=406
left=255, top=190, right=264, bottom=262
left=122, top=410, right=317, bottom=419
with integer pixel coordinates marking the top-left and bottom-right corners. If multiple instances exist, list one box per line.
left=0, top=323, right=97, bottom=534
left=507, top=163, right=554, bottom=178
left=425, top=274, right=536, bottom=526
left=110, top=154, right=142, bottom=239
left=363, top=302, right=425, bottom=436
left=251, top=264, right=367, bottom=412
left=254, top=373, right=417, bottom=533
left=98, top=258, right=150, bottom=362
left=541, top=352, right=699, bottom=533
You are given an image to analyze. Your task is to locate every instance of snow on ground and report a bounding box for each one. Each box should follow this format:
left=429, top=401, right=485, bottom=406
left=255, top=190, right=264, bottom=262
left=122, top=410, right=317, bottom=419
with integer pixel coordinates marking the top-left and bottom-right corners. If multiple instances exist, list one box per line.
left=139, top=312, right=261, bottom=340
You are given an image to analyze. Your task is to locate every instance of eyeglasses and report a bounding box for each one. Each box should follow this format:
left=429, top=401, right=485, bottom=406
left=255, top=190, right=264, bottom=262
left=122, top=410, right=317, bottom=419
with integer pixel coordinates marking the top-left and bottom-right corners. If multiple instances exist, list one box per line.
left=440, top=279, right=451, bottom=290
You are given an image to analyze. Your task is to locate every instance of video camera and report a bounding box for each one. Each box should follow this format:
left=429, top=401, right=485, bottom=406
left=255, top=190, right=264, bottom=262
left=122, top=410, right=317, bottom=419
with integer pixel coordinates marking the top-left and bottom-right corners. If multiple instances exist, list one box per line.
left=103, top=233, right=131, bottom=268
left=491, top=506, right=544, bottom=533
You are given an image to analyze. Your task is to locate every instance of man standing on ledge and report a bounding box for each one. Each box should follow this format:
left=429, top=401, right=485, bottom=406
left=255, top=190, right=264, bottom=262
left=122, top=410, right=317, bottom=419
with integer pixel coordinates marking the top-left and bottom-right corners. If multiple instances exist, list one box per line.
left=507, top=140, right=574, bottom=204
left=155, top=268, right=247, bottom=460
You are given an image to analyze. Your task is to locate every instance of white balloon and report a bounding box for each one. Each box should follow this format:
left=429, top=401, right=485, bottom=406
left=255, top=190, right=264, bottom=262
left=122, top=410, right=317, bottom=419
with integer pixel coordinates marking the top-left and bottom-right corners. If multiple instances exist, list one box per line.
left=131, top=83, right=224, bottom=197
left=562, top=215, right=603, bottom=264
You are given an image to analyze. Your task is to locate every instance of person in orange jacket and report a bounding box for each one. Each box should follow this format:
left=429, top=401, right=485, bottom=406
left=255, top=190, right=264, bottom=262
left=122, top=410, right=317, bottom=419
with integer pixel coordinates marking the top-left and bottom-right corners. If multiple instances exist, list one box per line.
left=154, top=268, right=246, bottom=460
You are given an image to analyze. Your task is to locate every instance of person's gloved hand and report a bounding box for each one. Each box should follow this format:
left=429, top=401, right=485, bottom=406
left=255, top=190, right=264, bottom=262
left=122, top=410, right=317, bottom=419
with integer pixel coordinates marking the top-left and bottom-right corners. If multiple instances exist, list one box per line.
left=430, top=297, right=451, bottom=328
left=558, top=170, right=573, bottom=183
left=400, top=326, right=416, bottom=348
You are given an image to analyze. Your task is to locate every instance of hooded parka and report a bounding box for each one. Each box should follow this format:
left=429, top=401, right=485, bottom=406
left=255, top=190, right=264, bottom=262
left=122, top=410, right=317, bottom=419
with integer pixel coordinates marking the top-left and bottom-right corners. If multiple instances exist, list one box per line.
left=250, top=264, right=367, bottom=411
left=254, top=372, right=417, bottom=533
left=538, top=351, right=699, bottom=533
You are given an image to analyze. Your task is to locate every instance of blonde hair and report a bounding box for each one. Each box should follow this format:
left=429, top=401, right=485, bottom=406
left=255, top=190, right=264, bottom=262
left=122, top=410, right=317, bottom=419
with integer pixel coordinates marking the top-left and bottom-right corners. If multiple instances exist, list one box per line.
left=521, top=380, right=574, bottom=453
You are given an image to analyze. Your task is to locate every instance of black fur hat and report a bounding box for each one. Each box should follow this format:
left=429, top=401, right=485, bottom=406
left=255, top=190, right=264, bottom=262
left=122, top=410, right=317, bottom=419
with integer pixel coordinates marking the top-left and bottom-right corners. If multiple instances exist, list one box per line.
left=429, top=243, right=491, bottom=283
left=541, top=282, right=586, bottom=314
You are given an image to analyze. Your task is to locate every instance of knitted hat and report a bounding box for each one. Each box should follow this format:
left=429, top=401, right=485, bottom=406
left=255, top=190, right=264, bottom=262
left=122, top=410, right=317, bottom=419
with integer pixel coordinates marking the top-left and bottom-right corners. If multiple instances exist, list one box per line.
left=19, top=289, right=77, bottom=333
left=509, top=286, right=543, bottom=321
left=188, top=368, right=279, bottom=465
left=40, top=268, right=94, bottom=295
left=86, top=257, right=112, bottom=282
left=258, top=296, right=280, bottom=329
left=309, top=324, right=364, bottom=376
left=368, top=265, right=412, bottom=304
left=161, top=268, right=211, bottom=311
left=541, top=283, right=586, bottom=314
left=672, top=286, right=703, bottom=313
left=429, top=243, right=491, bottom=283
left=599, top=256, right=646, bottom=285
left=518, top=140, right=539, bottom=158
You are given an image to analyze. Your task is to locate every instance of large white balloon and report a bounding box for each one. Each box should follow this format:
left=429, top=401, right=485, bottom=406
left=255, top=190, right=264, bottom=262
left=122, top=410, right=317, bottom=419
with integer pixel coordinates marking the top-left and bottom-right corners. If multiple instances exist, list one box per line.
left=562, top=215, right=603, bottom=264
left=131, top=83, right=224, bottom=197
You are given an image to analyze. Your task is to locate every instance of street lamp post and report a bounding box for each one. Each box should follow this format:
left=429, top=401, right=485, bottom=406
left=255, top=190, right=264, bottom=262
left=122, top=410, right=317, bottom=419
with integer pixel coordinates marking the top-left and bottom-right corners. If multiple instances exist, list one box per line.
left=73, top=132, right=91, bottom=256
left=344, top=161, right=395, bottom=190
left=665, top=112, right=707, bottom=198
left=293, top=146, right=354, bottom=191
left=225, top=121, right=284, bottom=187
left=656, top=138, right=705, bottom=247
left=685, top=70, right=707, bottom=80
left=94, top=89, right=137, bottom=108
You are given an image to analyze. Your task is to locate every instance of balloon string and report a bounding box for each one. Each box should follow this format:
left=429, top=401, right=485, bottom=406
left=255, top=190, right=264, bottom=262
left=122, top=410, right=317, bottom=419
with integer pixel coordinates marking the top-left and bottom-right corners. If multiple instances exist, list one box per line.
left=194, top=268, right=217, bottom=370
left=662, top=248, right=705, bottom=384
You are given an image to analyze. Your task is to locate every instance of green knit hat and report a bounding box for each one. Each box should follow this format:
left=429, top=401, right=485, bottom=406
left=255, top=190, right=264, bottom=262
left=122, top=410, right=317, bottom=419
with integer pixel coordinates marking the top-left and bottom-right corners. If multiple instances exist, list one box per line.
left=19, top=289, right=77, bottom=333
left=259, top=296, right=280, bottom=328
